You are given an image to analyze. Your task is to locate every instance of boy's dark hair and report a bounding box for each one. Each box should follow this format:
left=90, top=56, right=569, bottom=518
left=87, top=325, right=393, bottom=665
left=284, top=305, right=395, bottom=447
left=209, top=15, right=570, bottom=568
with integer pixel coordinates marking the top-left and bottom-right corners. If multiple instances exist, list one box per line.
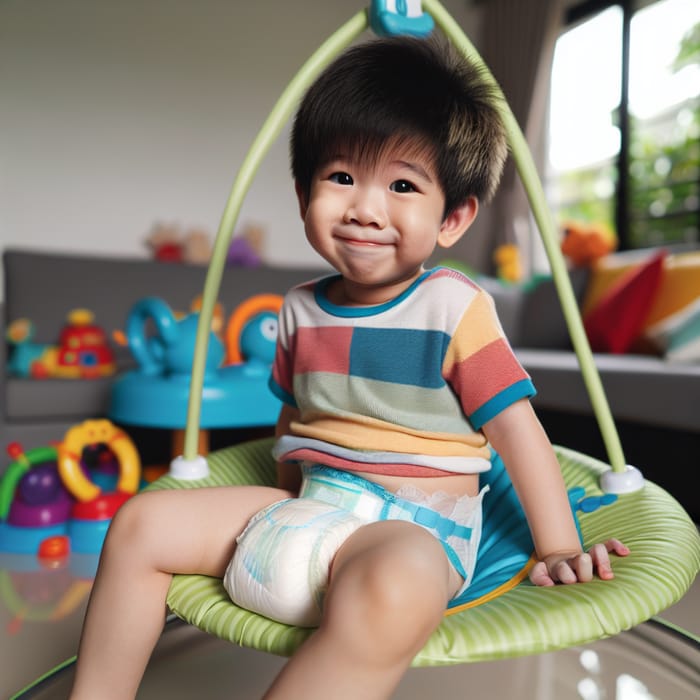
left=291, top=34, right=508, bottom=216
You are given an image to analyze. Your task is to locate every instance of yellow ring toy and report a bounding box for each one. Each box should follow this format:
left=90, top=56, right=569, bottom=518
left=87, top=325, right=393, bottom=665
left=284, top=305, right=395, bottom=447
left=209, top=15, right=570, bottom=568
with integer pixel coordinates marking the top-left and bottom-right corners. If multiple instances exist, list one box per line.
left=57, top=420, right=140, bottom=503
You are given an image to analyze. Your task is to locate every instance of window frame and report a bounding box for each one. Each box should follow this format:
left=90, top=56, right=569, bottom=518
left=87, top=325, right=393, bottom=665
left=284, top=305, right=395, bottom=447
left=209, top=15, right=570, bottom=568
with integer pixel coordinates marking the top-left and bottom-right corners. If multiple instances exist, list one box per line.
left=559, top=0, right=699, bottom=250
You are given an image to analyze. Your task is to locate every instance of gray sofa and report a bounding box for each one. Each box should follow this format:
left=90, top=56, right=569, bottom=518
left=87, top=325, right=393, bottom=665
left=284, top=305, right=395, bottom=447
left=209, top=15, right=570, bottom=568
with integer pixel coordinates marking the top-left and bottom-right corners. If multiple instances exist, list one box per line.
left=2, top=248, right=699, bottom=519
left=1, top=249, right=326, bottom=456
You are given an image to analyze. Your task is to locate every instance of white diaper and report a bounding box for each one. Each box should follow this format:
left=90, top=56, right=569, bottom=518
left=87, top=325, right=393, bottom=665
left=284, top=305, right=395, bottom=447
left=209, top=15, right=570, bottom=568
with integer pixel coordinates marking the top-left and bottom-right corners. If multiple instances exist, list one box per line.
left=223, top=497, right=365, bottom=627
left=223, top=464, right=485, bottom=627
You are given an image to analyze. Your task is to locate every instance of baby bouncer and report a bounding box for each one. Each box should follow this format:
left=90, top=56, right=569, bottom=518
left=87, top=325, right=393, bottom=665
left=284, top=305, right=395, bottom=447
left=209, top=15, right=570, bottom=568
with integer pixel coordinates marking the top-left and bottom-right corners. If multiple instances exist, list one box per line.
left=150, top=0, right=700, bottom=666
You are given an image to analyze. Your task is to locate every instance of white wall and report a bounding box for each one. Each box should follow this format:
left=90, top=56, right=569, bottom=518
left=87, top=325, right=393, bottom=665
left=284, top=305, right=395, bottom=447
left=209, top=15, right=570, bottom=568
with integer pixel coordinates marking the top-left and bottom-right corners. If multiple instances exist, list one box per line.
left=0, top=0, right=480, bottom=299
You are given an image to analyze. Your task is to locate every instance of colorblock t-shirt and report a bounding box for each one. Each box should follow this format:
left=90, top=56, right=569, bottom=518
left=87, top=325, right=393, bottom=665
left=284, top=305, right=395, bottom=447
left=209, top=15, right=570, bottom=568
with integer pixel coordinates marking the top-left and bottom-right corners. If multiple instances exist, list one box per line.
left=270, top=267, right=535, bottom=476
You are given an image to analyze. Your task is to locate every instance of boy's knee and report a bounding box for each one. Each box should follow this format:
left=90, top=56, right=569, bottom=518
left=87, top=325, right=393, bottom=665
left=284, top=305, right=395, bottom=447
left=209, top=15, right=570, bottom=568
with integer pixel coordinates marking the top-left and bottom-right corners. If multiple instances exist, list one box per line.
left=365, top=550, right=446, bottom=632
left=102, top=491, right=158, bottom=551
left=324, top=530, right=447, bottom=656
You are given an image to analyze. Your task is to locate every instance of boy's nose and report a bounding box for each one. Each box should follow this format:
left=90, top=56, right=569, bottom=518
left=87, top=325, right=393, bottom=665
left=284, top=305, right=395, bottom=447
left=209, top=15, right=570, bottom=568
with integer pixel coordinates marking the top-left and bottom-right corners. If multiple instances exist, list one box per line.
left=344, top=187, right=387, bottom=228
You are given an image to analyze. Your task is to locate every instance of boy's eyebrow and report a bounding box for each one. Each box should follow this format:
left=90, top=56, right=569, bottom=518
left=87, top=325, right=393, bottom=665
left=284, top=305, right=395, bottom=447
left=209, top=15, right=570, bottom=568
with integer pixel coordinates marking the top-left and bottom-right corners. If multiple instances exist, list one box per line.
left=393, top=160, right=434, bottom=183
left=324, top=155, right=346, bottom=164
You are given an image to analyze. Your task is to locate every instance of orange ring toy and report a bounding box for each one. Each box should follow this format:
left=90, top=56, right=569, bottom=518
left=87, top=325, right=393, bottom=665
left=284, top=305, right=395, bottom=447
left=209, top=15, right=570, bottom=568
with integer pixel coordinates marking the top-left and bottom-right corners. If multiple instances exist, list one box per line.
left=57, top=420, right=141, bottom=503
left=225, top=294, right=284, bottom=365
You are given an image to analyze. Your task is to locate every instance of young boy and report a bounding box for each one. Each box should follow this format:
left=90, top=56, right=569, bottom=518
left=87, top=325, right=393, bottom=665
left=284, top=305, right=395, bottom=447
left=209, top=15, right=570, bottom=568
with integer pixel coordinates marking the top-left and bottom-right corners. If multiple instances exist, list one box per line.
left=70, top=35, right=628, bottom=700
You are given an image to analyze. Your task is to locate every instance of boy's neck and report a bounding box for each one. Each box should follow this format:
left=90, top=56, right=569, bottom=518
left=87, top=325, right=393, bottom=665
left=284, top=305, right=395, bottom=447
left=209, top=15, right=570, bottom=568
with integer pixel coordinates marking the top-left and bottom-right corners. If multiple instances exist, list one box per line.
left=328, top=269, right=427, bottom=307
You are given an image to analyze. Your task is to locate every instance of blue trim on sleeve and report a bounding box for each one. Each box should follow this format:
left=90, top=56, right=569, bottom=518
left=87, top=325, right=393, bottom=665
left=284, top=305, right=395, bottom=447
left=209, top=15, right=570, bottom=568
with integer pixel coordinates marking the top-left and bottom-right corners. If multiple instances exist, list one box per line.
left=268, top=376, right=297, bottom=408
left=469, top=379, right=537, bottom=430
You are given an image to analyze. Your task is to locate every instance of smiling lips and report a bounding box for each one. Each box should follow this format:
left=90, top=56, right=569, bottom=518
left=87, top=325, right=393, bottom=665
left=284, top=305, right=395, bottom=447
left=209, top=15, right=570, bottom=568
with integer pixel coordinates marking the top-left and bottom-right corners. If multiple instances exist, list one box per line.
left=335, top=231, right=395, bottom=248
left=343, top=238, right=383, bottom=246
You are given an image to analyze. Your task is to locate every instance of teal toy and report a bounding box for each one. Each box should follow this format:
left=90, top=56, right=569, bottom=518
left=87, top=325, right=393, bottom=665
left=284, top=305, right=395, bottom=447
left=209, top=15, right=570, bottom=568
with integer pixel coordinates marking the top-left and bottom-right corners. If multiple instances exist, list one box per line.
left=369, top=0, right=434, bottom=37
left=109, top=295, right=284, bottom=432
left=5, top=320, right=50, bottom=378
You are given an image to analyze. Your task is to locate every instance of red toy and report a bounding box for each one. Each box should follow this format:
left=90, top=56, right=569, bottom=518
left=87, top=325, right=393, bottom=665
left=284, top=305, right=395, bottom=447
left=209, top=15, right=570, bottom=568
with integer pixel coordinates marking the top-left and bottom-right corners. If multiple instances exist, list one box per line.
left=8, top=309, right=116, bottom=379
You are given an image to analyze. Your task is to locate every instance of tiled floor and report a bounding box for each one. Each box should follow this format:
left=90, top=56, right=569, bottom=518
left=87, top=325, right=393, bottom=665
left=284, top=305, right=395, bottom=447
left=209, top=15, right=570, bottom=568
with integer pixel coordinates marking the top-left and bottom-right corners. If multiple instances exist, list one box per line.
left=2, top=547, right=698, bottom=700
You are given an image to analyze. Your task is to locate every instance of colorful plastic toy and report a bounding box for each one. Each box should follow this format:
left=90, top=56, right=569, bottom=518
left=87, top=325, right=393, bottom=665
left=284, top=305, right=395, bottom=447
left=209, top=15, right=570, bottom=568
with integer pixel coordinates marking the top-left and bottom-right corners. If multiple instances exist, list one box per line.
left=0, top=420, right=141, bottom=556
left=369, top=0, right=434, bottom=37
left=109, top=295, right=283, bottom=432
left=6, top=309, right=116, bottom=379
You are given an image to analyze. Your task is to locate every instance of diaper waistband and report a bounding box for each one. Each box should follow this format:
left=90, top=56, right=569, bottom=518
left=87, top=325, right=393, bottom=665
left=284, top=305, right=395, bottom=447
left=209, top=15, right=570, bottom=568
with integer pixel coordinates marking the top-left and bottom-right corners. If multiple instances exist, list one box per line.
left=300, top=464, right=472, bottom=542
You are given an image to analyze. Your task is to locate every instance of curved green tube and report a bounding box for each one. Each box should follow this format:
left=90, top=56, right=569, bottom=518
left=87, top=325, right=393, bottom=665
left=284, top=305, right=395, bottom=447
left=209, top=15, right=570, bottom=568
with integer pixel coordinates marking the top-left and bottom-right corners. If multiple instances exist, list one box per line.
left=424, top=0, right=626, bottom=473
left=184, top=1, right=626, bottom=474
left=183, top=10, right=369, bottom=459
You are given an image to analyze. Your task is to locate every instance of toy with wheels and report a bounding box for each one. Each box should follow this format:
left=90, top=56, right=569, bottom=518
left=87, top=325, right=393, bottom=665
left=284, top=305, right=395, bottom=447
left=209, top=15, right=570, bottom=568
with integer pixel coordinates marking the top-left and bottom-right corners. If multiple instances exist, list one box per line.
left=0, top=420, right=141, bottom=555
left=109, top=294, right=283, bottom=456
left=147, top=0, right=699, bottom=667
left=6, top=310, right=116, bottom=379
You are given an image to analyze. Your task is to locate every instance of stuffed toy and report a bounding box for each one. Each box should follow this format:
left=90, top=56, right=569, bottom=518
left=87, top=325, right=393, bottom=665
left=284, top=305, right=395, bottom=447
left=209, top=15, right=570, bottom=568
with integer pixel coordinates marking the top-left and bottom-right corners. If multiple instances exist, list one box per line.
left=493, top=243, right=523, bottom=283
left=227, top=222, right=265, bottom=267
left=561, top=221, right=616, bottom=268
left=144, top=223, right=212, bottom=264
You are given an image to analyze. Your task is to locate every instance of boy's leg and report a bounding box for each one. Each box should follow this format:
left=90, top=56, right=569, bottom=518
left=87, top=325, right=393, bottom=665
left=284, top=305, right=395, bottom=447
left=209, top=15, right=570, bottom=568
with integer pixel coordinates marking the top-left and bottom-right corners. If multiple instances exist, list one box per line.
left=70, top=484, right=290, bottom=700
left=263, top=520, right=462, bottom=700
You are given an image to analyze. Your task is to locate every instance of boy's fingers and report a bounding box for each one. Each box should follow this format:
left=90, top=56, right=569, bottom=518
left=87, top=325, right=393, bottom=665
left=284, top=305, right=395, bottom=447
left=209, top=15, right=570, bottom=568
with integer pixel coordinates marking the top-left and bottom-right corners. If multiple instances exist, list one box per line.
left=528, top=561, right=555, bottom=587
left=605, top=538, right=631, bottom=556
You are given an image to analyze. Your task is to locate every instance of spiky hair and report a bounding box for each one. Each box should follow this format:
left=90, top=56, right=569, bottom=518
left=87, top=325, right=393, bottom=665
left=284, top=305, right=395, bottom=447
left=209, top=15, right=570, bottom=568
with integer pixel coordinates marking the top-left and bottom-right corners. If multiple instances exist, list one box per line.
left=290, top=34, right=508, bottom=216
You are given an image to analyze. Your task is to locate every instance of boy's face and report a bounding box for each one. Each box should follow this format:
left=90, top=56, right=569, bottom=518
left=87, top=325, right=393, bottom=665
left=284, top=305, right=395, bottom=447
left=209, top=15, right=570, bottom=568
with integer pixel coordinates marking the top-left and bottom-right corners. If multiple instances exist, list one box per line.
left=297, top=141, right=476, bottom=305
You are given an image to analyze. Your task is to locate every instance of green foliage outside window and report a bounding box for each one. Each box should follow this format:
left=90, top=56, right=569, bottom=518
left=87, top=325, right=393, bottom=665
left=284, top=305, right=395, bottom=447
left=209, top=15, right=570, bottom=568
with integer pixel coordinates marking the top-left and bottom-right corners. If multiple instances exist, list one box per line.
left=554, top=21, right=699, bottom=250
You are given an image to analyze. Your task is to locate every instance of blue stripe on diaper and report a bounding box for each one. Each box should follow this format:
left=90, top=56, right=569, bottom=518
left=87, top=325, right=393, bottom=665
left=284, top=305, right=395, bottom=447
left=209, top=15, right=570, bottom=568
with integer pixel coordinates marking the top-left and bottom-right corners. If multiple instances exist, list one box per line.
left=307, top=476, right=365, bottom=496
left=302, top=464, right=472, bottom=542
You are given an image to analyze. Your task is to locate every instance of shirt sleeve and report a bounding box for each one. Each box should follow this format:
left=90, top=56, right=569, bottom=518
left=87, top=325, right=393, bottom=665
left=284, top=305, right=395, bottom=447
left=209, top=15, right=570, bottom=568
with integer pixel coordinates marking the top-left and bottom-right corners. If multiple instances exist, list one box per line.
left=442, top=290, right=536, bottom=429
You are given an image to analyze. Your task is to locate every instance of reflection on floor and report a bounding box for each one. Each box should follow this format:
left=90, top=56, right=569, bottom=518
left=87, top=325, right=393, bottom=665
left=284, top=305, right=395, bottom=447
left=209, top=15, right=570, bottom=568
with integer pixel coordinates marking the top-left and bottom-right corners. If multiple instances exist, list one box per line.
left=2, top=548, right=698, bottom=700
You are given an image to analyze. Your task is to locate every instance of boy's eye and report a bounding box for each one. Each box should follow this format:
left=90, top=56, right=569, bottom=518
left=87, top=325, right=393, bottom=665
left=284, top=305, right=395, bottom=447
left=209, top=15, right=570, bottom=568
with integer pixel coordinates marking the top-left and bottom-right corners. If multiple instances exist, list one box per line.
left=329, top=172, right=353, bottom=185
left=390, top=179, right=417, bottom=193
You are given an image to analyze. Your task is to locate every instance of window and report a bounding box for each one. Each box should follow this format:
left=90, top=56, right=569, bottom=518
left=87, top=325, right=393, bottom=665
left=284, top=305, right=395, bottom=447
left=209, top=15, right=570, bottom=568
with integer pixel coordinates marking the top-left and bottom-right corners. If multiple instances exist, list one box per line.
left=546, top=0, right=700, bottom=250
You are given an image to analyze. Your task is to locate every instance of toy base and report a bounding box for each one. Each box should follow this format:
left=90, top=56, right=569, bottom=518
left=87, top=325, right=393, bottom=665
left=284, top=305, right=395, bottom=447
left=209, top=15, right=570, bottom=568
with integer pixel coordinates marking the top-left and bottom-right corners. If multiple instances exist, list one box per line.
left=170, top=455, right=210, bottom=480
left=109, top=368, right=281, bottom=429
left=0, top=519, right=111, bottom=556
left=69, top=518, right=112, bottom=554
left=0, top=522, right=67, bottom=555
left=71, top=492, right=132, bottom=521
left=600, top=465, right=645, bottom=494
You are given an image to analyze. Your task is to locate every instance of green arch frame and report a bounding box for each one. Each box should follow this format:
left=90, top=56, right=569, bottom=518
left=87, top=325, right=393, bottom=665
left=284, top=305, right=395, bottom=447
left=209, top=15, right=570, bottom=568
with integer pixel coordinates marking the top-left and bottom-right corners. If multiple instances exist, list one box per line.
left=180, top=0, right=626, bottom=474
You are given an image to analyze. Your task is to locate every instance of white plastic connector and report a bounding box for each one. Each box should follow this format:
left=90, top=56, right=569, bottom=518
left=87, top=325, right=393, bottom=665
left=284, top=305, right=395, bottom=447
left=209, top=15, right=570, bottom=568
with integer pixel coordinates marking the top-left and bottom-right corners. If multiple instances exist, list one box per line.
left=169, top=455, right=210, bottom=480
left=599, top=465, right=645, bottom=494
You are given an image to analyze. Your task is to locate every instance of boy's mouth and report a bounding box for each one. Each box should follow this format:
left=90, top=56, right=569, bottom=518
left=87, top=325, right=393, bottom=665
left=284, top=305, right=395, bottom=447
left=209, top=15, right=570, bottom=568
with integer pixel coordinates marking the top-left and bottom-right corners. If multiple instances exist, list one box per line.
left=341, top=237, right=383, bottom=246
left=334, top=230, right=395, bottom=248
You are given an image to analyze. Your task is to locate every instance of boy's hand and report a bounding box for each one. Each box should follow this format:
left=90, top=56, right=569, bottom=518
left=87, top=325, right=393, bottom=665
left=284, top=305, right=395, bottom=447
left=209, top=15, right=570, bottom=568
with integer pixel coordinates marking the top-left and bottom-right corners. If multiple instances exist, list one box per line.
left=529, top=539, right=630, bottom=586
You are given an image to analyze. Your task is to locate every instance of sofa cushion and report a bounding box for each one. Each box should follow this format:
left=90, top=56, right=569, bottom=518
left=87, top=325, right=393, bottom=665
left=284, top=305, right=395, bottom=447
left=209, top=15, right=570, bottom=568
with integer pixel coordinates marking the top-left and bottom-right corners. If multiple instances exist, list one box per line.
left=517, top=267, right=590, bottom=350
left=582, top=248, right=700, bottom=332
left=646, top=298, right=700, bottom=364
left=582, top=251, right=665, bottom=354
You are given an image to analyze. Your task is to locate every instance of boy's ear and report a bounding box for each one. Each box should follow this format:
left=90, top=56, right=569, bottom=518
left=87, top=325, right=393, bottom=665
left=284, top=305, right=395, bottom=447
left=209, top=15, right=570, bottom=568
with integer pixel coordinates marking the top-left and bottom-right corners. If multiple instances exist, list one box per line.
left=294, top=181, right=308, bottom=220
left=437, top=196, right=479, bottom=249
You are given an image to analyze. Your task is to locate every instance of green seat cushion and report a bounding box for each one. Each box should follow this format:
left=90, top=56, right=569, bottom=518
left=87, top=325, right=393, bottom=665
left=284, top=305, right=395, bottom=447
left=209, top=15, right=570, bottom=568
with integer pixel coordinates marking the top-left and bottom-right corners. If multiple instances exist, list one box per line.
left=149, top=438, right=700, bottom=665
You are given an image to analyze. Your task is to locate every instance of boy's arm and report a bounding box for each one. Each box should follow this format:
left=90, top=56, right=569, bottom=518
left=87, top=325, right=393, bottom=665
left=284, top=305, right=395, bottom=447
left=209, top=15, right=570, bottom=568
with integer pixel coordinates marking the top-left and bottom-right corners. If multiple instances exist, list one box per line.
left=275, top=403, right=302, bottom=494
left=482, top=399, right=629, bottom=585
